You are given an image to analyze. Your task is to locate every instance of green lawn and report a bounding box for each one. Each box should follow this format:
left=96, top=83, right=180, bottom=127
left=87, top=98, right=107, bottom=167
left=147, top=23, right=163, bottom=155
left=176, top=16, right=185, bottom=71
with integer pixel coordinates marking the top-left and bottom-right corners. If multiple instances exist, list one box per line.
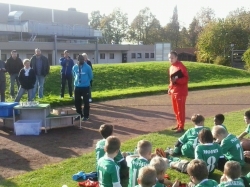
left=1, top=109, right=249, bottom=187
left=5, top=62, right=250, bottom=106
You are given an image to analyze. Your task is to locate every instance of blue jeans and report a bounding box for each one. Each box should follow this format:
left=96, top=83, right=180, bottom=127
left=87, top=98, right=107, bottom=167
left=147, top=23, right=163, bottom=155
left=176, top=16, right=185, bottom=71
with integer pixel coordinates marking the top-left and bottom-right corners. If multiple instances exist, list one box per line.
left=15, top=87, right=33, bottom=102
left=33, top=75, right=45, bottom=99
left=10, top=74, right=20, bottom=97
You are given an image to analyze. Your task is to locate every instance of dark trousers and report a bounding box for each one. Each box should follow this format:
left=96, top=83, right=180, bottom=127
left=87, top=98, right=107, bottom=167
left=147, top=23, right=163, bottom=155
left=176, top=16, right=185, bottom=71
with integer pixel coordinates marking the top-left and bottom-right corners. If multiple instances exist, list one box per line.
left=74, top=87, right=90, bottom=118
left=0, top=81, right=6, bottom=102
left=61, top=74, right=73, bottom=97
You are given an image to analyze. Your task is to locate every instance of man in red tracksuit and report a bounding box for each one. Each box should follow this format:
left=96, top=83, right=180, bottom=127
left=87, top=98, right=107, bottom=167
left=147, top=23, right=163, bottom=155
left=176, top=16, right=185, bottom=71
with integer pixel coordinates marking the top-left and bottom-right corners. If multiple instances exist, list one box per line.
left=168, top=51, right=189, bottom=133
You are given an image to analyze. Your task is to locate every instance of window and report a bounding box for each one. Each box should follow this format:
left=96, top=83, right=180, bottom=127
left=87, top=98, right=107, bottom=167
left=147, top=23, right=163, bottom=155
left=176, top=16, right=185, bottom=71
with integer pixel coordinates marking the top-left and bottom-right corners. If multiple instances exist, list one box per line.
left=26, top=54, right=34, bottom=59
left=100, top=53, right=105, bottom=59
left=109, top=53, right=114, bottom=59
left=137, top=53, right=142, bottom=58
left=1, top=54, right=7, bottom=61
left=150, top=53, right=154, bottom=58
left=131, top=53, right=136, bottom=59
left=145, top=53, right=149, bottom=58
left=73, top=54, right=78, bottom=59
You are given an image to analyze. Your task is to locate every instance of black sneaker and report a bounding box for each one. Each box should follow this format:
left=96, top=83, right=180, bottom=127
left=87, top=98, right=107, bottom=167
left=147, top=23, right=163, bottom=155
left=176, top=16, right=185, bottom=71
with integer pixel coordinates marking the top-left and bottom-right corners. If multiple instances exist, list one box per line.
left=74, top=116, right=81, bottom=121
left=82, top=117, right=89, bottom=121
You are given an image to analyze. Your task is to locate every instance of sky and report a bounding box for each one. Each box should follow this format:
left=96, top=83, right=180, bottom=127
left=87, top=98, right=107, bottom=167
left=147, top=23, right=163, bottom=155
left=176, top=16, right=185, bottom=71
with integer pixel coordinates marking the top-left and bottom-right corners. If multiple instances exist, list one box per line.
left=0, top=0, right=249, bottom=27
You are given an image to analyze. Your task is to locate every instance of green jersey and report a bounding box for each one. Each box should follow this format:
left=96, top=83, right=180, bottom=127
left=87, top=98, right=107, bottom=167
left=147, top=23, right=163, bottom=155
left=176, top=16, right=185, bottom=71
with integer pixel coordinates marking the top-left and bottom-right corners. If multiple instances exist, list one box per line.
left=97, top=156, right=121, bottom=187
left=244, top=172, right=250, bottom=184
left=218, top=178, right=244, bottom=187
left=221, top=134, right=245, bottom=166
left=179, top=126, right=209, bottom=158
left=126, top=156, right=150, bottom=187
left=155, top=181, right=165, bottom=187
left=96, top=139, right=124, bottom=163
left=195, top=179, right=218, bottom=187
left=245, top=124, right=250, bottom=134
left=195, top=143, right=224, bottom=173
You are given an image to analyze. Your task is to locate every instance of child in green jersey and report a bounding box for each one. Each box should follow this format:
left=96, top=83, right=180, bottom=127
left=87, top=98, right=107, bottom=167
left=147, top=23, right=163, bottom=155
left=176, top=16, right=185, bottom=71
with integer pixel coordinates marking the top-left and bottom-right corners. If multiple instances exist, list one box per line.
left=173, top=114, right=207, bottom=158
left=212, top=126, right=245, bottom=169
left=214, top=114, right=228, bottom=132
left=238, top=110, right=250, bottom=141
left=126, top=140, right=152, bottom=187
left=95, top=124, right=128, bottom=179
left=219, top=161, right=244, bottom=187
left=195, top=128, right=224, bottom=173
left=150, top=156, right=172, bottom=187
left=135, top=166, right=157, bottom=187
left=97, top=136, right=122, bottom=187
left=187, top=159, right=218, bottom=187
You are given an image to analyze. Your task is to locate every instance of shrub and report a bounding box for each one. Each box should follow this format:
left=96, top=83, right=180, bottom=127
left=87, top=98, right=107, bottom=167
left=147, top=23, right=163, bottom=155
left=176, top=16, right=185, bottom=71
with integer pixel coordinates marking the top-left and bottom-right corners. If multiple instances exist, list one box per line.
left=214, top=56, right=231, bottom=66
left=243, top=48, right=250, bottom=70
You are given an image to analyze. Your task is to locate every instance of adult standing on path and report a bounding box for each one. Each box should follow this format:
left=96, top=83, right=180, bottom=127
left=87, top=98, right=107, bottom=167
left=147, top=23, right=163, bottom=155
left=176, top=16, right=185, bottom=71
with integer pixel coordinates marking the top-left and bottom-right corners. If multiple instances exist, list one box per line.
left=82, top=53, right=93, bottom=102
left=72, top=54, right=93, bottom=121
left=0, top=59, right=7, bottom=102
left=30, top=48, right=50, bottom=99
left=60, top=50, right=74, bottom=98
left=5, top=50, right=23, bottom=99
left=168, top=51, right=189, bottom=133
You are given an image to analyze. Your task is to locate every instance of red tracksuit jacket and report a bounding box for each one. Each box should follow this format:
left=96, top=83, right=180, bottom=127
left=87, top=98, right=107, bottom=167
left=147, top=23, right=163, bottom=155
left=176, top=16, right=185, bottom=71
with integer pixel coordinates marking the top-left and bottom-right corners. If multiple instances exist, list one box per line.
left=168, top=61, right=189, bottom=96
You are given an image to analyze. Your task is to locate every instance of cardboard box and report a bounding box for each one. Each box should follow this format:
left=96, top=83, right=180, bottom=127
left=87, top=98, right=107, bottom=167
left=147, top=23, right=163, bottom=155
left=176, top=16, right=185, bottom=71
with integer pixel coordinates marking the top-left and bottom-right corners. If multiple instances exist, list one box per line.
left=52, top=107, right=77, bottom=115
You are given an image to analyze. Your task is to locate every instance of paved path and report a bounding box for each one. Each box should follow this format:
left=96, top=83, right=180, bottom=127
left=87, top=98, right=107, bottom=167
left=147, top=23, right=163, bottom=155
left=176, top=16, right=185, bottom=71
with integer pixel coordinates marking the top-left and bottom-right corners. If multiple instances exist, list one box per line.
left=0, top=86, right=250, bottom=178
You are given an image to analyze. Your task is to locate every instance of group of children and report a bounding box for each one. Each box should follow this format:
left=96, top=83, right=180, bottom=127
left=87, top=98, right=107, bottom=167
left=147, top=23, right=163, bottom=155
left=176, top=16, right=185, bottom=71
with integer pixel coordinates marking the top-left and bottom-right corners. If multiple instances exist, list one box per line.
left=94, top=110, right=250, bottom=187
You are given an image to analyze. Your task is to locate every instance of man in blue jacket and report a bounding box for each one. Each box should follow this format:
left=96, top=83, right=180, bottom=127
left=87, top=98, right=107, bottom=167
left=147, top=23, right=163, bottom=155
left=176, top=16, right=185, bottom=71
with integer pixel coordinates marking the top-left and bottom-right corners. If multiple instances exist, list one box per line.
left=60, top=50, right=75, bottom=98
left=72, top=54, right=93, bottom=121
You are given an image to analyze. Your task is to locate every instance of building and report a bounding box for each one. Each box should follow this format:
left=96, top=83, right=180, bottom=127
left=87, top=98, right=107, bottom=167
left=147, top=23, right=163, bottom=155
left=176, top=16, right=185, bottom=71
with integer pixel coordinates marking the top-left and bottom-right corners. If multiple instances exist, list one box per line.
left=0, top=3, right=167, bottom=65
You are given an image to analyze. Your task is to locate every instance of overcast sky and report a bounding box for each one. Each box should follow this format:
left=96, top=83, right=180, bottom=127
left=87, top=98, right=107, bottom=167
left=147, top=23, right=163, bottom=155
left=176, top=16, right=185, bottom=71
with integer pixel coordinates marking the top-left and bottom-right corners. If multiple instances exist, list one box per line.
left=0, top=0, right=249, bottom=27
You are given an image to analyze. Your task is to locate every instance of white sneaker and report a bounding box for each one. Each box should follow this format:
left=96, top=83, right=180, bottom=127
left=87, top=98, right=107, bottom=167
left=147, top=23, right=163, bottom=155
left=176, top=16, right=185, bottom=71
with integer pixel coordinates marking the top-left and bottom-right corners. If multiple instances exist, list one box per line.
left=89, top=98, right=92, bottom=103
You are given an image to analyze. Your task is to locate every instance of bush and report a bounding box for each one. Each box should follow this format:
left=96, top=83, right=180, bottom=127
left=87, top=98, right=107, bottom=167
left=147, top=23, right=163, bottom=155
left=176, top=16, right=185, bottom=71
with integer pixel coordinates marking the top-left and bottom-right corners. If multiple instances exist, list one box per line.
left=214, top=56, right=231, bottom=66
left=243, top=48, right=250, bottom=70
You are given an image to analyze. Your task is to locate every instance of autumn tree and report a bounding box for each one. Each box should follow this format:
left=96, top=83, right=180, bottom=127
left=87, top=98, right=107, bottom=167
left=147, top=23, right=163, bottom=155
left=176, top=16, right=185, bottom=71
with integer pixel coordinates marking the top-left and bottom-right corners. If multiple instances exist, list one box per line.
left=129, top=7, right=162, bottom=44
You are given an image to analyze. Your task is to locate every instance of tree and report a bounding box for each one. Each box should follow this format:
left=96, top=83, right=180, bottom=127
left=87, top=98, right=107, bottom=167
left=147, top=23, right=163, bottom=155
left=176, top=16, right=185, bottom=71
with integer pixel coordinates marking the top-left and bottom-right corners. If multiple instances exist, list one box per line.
left=196, top=19, right=249, bottom=64
left=188, top=17, right=201, bottom=47
left=163, top=6, right=180, bottom=48
left=178, top=27, right=190, bottom=47
left=196, top=7, right=215, bottom=28
left=128, top=7, right=162, bottom=44
left=99, top=8, right=129, bottom=44
left=227, top=7, right=250, bottom=32
left=89, top=11, right=103, bottom=29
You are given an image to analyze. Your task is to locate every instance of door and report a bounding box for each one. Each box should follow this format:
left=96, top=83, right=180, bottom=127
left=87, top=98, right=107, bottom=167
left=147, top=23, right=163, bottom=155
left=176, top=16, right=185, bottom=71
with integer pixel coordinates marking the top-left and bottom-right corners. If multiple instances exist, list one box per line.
left=122, top=53, right=127, bottom=63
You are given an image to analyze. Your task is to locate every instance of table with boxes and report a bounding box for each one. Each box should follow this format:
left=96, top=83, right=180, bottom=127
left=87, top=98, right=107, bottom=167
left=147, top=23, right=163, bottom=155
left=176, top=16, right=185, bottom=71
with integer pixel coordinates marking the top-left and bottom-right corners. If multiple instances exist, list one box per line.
left=0, top=102, right=81, bottom=135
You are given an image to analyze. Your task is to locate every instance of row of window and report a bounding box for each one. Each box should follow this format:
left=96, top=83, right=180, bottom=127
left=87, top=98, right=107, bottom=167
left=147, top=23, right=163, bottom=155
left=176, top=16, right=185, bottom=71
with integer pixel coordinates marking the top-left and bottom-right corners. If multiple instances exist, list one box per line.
left=131, top=53, right=154, bottom=59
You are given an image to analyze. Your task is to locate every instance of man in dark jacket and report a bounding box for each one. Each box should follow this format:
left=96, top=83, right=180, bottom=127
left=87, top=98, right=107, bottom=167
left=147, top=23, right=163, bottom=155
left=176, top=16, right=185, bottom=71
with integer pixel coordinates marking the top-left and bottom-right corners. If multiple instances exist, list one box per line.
left=0, top=59, right=7, bottom=102
left=82, top=53, right=93, bottom=102
left=5, top=50, right=23, bottom=98
left=30, top=48, right=50, bottom=99
left=60, top=50, right=74, bottom=98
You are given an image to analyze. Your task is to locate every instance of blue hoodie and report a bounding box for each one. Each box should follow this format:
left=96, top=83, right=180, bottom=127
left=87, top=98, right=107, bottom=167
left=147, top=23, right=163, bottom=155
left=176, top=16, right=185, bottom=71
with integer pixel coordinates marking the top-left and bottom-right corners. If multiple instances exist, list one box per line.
left=72, top=62, right=93, bottom=87
left=60, top=57, right=74, bottom=75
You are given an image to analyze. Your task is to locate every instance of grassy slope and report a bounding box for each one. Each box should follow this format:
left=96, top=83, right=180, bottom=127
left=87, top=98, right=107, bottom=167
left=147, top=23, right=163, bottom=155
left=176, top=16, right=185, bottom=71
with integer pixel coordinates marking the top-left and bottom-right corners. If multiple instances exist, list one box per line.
left=1, top=109, right=250, bottom=187
left=5, top=62, right=250, bottom=106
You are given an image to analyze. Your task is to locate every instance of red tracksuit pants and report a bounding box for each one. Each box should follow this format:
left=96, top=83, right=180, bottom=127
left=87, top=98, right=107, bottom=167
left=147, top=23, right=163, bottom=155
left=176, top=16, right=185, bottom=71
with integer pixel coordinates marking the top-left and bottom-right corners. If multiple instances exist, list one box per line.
left=171, top=94, right=187, bottom=130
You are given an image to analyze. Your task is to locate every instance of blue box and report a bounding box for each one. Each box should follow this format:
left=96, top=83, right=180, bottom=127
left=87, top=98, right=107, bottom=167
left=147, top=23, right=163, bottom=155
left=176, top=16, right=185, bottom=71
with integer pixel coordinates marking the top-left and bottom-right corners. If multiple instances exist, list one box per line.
left=0, top=102, right=19, bottom=117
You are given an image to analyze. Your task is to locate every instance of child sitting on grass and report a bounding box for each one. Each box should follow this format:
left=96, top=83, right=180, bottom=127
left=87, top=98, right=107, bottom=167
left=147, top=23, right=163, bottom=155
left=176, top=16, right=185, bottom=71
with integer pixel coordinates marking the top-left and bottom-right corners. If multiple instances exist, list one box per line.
left=126, top=140, right=152, bottom=187
left=214, top=114, right=228, bottom=132
left=95, top=124, right=127, bottom=178
left=135, top=166, right=157, bottom=187
left=150, top=156, right=172, bottom=187
left=173, top=114, right=208, bottom=158
left=195, top=128, right=224, bottom=173
left=238, top=110, right=250, bottom=141
left=187, top=159, right=218, bottom=187
left=97, top=136, right=122, bottom=187
left=212, top=126, right=245, bottom=168
left=219, top=161, right=244, bottom=187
